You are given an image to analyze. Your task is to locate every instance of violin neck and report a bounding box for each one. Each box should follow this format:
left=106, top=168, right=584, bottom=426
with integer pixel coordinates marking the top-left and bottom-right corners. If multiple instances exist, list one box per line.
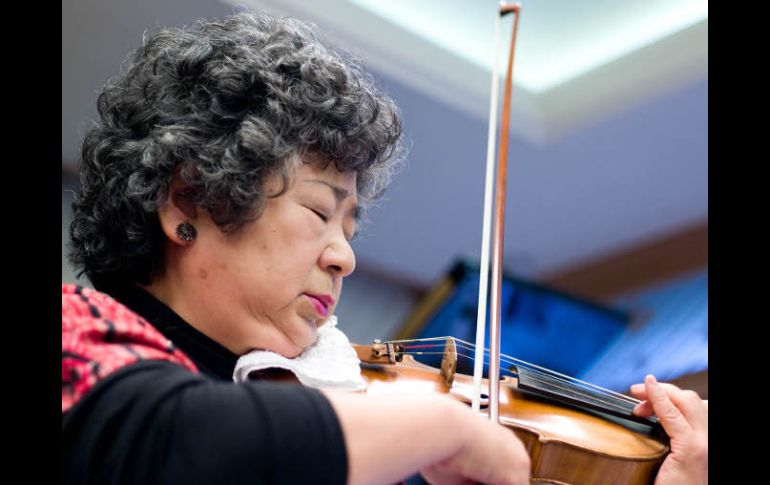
left=514, top=366, right=663, bottom=432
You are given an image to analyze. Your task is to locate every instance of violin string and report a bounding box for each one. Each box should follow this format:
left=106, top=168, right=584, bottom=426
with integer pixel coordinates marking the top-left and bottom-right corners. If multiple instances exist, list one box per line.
left=396, top=337, right=640, bottom=405
left=397, top=349, right=636, bottom=414
left=451, top=352, right=638, bottom=412
left=394, top=350, right=520, bottom=383
left=394, top=337, right=640, bottom=406
left=453, top=339, right=641, bottom=407
left=450, top=341, right=640, bottom=406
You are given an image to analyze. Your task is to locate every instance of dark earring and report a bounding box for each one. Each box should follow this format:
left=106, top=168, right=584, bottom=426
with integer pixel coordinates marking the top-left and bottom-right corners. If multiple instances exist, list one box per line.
left=176, top=222, right=197, bottom=243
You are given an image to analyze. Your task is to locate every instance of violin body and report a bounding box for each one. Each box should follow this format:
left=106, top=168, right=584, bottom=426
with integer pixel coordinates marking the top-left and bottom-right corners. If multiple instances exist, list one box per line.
left=354, top=343, right=668, bottom=485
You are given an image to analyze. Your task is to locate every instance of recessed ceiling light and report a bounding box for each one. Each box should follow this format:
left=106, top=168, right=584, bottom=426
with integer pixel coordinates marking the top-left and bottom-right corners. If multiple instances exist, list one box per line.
left=349, top=0, right=707, bottom=93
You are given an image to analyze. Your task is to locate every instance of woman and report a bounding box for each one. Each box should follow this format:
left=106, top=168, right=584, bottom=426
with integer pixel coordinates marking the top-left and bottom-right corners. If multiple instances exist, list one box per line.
left=63, top=12, right=707, bottom=485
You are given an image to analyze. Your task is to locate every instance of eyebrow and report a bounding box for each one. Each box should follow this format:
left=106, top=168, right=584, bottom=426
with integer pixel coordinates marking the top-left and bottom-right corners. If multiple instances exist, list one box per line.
left=304, top=179, right=361, bottom=221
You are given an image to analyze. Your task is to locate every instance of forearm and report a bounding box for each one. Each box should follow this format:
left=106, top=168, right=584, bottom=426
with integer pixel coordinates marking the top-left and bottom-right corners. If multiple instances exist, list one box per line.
left=64, top=362, right=348, bottom=485
left=322, top=391, right=469, bottom=485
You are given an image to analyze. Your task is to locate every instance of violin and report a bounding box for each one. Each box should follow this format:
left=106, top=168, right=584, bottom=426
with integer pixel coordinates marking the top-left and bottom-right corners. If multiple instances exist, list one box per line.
left=352, top=338, right=668, bottom=485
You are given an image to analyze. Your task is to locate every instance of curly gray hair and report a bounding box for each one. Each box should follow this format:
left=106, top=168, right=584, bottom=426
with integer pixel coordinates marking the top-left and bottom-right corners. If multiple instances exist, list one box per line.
left=69, top=12, right=404, bottom=290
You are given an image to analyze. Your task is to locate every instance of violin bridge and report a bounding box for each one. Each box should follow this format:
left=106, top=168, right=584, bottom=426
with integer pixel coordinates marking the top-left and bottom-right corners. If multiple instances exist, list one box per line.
left=440, top=338, right=457, bottom=387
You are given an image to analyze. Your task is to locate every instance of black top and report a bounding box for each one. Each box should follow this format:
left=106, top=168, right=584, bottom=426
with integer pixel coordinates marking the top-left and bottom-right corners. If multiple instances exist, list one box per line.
left=102, top=283, right=240, bottom=380
left=62, top=284, right=348, bottom=485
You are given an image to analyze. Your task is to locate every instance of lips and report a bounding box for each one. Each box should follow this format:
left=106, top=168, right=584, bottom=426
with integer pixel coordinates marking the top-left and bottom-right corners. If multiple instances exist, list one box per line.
left=304, top=294, right=334, bottom=317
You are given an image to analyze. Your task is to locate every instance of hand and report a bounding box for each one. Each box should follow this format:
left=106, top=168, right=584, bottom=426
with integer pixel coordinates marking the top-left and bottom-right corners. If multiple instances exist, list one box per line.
left=421, top=401, right=531, bottom=485
left=631, top=375, right=708, bottom=485
left=323, top=391, right=530, bottom=485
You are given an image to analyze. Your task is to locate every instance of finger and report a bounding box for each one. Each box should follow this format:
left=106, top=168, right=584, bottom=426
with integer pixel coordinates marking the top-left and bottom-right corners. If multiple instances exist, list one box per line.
left=630, top=382, right=707, bottom=428
left=630, top=383, right=644, bottom=396
left=632, top=399, right=654, bottom=417
left=672, top=390, right=708, bottom=430
left=643, top=375, right=691, bottom=437
left=643, top=385, right=707, bottom=429
left=629, top=381, right=682, bottom=400
left=633, top=396, right=705, bottom=421
left=630, top=383, right=654, bottom=416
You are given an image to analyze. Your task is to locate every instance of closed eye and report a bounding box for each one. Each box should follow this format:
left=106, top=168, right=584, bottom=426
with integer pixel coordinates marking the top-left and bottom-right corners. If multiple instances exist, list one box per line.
left=310, top=208, right=329, bottom=222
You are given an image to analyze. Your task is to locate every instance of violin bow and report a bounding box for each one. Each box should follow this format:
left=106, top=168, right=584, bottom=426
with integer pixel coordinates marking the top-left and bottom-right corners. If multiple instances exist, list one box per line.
left=471, top=2, right=522, bottom=423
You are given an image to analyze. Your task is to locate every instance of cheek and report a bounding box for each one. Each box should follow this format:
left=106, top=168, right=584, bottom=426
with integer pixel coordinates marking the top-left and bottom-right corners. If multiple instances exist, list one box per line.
left=266, top=219, right=325, bottom=273
left=206, top=208, right=325, bottom=308
left=232, top=248, right=313, bottom=312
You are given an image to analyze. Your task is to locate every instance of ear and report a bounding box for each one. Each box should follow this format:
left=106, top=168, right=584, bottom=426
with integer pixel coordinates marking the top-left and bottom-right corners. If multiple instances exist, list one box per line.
left=157, top=172, right=199, bottom=246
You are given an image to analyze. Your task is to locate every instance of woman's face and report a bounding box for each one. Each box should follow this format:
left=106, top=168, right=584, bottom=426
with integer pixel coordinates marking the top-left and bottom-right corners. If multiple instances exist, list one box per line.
left=165, top=159, right=358, bottom=357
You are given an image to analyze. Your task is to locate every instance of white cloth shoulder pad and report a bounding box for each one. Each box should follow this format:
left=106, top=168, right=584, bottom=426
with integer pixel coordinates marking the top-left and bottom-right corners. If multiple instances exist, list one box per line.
left=233, top=316, right=367, bottom=392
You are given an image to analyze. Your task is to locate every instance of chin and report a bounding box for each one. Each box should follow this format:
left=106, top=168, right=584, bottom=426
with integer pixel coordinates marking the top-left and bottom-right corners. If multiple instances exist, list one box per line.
left=281, top=344, right=304, bottom=359
left=272, top=316, right=318, bottom=358
left=281, top=334, right=316, bottom=358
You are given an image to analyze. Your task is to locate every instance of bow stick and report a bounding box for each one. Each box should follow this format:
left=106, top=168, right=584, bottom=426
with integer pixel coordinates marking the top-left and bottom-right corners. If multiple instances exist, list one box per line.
left=471, top=2, right=522, bottom=423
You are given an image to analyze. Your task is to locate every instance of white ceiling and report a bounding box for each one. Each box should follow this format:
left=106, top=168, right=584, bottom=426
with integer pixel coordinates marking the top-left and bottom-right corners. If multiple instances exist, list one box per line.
left=239, top=0, right=708, bottom=144
left=62, top=0, right=708, bottom=288
left=350, top=0, right=706, bottom=93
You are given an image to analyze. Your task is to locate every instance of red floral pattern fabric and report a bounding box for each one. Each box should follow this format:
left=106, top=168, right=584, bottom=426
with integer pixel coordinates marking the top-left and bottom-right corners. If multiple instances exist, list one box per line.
left=62, top=284, right=198, bottom=413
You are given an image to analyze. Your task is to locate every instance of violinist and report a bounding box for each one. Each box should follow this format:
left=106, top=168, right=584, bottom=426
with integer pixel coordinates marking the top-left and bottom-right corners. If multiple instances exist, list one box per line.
left=62, top=12, right=707, bottom=484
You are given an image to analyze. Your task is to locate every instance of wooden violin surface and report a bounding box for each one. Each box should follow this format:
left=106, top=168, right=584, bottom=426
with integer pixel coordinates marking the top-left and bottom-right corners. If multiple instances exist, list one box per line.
left=358, top=353, right=668, bottom=485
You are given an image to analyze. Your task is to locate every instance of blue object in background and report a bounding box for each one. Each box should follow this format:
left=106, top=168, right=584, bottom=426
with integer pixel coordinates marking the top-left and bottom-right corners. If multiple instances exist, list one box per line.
left=411, top=261, right=629, bottom=379
left=579, top=269, right=708, bottom=390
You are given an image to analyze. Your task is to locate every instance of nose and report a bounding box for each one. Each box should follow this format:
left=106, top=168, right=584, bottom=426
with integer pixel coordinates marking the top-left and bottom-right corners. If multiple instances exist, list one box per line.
left=320, top=232, right=356, bottom=278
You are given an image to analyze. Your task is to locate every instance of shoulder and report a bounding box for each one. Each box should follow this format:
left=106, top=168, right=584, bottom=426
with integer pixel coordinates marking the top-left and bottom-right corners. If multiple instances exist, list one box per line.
left=62, top=284, right=198, bottom=413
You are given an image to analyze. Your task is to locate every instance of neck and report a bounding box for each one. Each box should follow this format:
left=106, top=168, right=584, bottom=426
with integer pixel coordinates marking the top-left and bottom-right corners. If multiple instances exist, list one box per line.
left=140, top=270, right=234, bottom=353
